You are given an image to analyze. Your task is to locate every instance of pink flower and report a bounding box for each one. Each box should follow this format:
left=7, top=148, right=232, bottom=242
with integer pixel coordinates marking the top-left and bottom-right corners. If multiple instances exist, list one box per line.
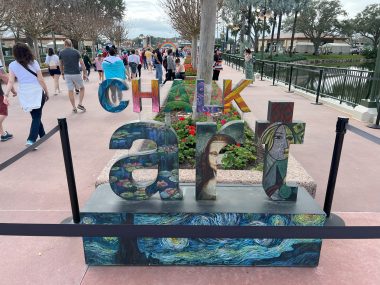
left=221, top=119, right=227, bottom=125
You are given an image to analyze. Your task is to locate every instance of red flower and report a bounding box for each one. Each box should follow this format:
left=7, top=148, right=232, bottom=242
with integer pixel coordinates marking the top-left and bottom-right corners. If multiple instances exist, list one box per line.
left=181, top=138, right=187, bottom=142
left=236, top=143, right=241, bottom=147
left=204, top=112, right=211, bottom=117
left=179, top=117, right=185, bottom=121
left=189, top=129, right=196, bottom=136
left=233, top=112, right=239, bottom=115
left=221, top=119, right=227, bottom=125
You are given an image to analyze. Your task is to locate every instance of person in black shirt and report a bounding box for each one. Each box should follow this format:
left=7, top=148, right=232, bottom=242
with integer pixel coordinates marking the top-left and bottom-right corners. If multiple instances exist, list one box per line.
left=153, top=49, right=163, bottom=85
left=212, top=49, right=223, bottom=81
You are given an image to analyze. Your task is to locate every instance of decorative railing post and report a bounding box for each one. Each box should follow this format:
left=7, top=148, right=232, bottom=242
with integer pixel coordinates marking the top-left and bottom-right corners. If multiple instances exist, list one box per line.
left=312, top=69, right=324, bottom=105
left=272, top=62, right=277, bottom=86
left=288, top=65, right=294, bottom=93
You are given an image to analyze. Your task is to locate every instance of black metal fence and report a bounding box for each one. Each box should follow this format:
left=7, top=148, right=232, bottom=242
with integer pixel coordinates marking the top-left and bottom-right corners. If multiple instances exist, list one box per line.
left=223, top=54, right=377, bottom=107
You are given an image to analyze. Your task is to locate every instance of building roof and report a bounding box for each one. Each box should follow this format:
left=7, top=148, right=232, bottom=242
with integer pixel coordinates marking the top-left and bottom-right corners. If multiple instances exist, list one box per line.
left=265, top=32, right=347, bottom=40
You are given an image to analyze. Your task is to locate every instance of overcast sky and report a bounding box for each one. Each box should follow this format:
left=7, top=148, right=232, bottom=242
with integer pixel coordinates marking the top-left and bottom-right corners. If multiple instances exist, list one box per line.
left=125, top=0, right=378, bottom=39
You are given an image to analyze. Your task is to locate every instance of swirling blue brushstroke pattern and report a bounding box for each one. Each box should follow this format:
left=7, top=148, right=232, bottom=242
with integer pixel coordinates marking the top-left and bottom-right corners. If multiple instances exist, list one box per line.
left=134, top=213, right=324, bottom=266
left=82, top=212, right=325, bottom=266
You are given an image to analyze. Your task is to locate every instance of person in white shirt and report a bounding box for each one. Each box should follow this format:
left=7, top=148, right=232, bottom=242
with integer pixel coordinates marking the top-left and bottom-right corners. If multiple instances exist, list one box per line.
left=45, top=48, right=61, bottom=95
left=3, top=42, right=49, bottom=147
left=128, top=49, right=140, bottom=79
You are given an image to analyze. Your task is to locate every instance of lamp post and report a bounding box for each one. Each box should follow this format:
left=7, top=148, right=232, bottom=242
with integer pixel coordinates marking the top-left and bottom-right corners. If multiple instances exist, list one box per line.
left=227, top=22, right=234, bottom=53
left=232, top=25, right=240, bottom=54
left=220, top=30, right=225, bottom=52
left=257, top=0, right=272, bottom=59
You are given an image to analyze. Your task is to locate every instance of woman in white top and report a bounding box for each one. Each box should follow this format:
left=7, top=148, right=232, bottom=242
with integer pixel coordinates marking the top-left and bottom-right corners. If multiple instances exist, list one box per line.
left=3, top=42, right=49, bottom=147
left=45, top=48, right=61, bottom=95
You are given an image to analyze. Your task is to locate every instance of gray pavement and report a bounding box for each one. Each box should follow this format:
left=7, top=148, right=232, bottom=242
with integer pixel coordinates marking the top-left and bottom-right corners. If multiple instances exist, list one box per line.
left=1, top=64, right=380, bottom=284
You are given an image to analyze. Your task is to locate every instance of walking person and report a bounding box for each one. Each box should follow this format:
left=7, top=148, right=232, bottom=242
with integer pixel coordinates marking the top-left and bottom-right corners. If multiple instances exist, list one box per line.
left=45, top=48, right=61, bottom=95
left=102, top=47, right=127, bottom=103
left=128, top=49, right=140, bottom=80
left=152, top=48, right=163, bottom=85
left=244, top=48, right=255, bottom=82
left=174, top=58, right=186, bottom=80
left=137, top=50, right=143, bottom=78
left=120, top=50, right=131, bottom=81
left=163, top=49, right=175, bottom=85
left=145, top=48, right=153, bottom=72
left=142, top=49, right=147, bottom=70
left=3, top=42, right=49, bottom=147
left=95, top=53, right=104, bottom=83
left=82, top=51, right=92, bottom=79
left=212, top=49, right=223, bottom=81
left=0, top=73, right=17, bottom=142
left=59, top=39, right=87, bottom=113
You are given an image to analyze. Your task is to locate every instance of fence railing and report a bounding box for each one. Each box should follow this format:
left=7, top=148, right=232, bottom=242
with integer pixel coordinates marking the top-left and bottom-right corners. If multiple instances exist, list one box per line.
left=223, top=54, right=377, bottom=107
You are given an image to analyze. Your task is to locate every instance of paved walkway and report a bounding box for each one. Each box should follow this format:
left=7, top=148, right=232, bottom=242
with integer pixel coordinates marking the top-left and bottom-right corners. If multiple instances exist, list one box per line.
left=0, top=64, right=379, bottom=284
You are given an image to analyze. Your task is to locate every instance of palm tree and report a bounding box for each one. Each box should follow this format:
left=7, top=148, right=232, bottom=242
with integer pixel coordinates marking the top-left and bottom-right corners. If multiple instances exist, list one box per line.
left=289, top=0, right=311, bottom=57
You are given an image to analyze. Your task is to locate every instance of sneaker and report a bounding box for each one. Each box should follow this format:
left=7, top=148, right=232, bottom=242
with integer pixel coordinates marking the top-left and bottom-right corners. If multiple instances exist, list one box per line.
left=73, top=108, right=78, bottom=113
left=0, top=131, right=13, bottom=142
left=77, top=104, right=86, bottom=112
left=25, top=140, right=38, bottom=150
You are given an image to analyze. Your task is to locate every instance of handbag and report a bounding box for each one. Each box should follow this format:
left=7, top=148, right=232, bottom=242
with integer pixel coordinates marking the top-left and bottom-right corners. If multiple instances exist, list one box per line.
left=23, top=65, right=49, bottom=102
left=213, top=60, right=223, bottom=70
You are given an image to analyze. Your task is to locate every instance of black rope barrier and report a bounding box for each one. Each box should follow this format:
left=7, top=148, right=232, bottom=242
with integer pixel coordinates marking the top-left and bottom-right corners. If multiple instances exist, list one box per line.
left=1, top=223, right=380, bottom=239
left=0, top=125, right=60, bottom=171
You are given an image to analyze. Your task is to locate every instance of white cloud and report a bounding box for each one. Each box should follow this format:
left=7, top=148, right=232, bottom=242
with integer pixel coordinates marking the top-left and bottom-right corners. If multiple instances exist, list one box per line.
left=341, top=0, right=378, bottom=17
left=124, top=0, right=379, bottom=38
left=125, top=0, right=177, bottom=38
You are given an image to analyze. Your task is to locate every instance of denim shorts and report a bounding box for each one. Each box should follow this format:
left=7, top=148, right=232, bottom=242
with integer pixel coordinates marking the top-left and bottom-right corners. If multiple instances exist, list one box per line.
left=65, top=74, right=84, bottom=91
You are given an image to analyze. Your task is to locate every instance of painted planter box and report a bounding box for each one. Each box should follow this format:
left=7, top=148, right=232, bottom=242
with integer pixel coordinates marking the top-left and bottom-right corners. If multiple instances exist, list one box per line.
left=82, top=183, right=325, bottom=267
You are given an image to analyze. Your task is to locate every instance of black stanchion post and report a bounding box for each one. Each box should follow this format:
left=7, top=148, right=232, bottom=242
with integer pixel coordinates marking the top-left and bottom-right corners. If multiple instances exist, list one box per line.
left=288, top=65, right=294, bottom=93
left=272, top=62, right=277, bottom=86
left=260, top=61, right=264, bottom=81
left=324, top=117, right=349, bottom=218
left=58, top=118, right=81, bottom=224
left=312, top=69, right=324, bottom=105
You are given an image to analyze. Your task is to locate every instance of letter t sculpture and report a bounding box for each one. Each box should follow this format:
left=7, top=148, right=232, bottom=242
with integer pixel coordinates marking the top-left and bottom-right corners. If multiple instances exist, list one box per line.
left=255, top=101, right=305, bottom=201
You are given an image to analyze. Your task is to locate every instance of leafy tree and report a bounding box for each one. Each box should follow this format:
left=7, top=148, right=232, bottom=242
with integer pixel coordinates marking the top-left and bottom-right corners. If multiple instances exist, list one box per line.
left=285, top=0, right=346, bottom=55
left=354, top=4, right=380, bottom=47
left=271, top=0, right=293, bottom=55
left=0, top=0, right=10, bottom=66
left=7, top=0, right=55, bottom=62
left=57, top=0, right=125, bottom=50
left=160, top=0, right=201, bottom=67
left=287, top=0, right=311, bottom=57
left=336, top=19, right=356, bottom=46
left=222, top=0, right=269, bottom=53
